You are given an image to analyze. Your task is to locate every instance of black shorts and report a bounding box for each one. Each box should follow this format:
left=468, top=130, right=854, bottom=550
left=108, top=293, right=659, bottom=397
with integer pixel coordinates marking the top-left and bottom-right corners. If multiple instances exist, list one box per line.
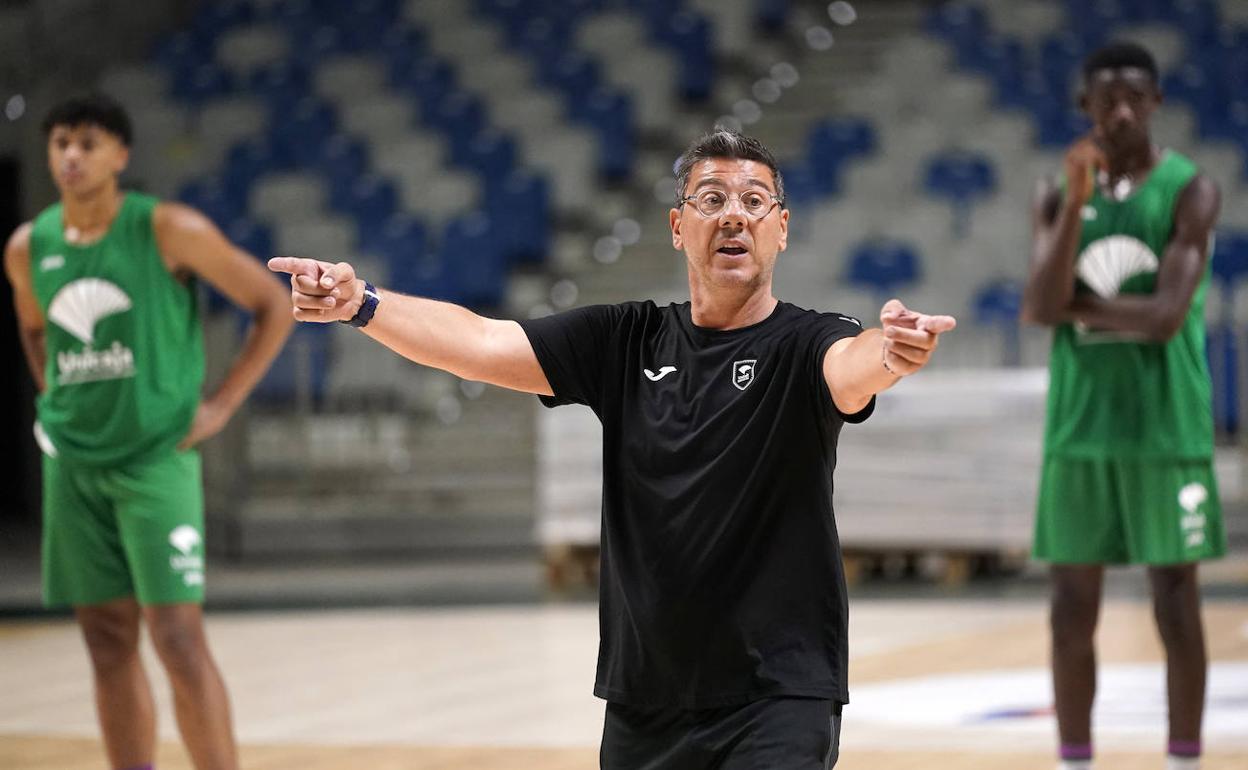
left=600, top=696, right=842, bottom=770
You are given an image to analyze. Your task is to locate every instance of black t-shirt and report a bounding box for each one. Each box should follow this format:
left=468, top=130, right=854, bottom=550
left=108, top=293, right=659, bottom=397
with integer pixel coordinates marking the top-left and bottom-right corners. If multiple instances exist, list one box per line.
left=519, top=300, right=871, bottom=708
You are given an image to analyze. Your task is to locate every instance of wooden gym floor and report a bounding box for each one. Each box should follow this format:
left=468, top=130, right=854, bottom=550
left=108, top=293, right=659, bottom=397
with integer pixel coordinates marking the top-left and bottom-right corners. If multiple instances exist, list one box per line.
left=2, top=599, right=1245, bottom=769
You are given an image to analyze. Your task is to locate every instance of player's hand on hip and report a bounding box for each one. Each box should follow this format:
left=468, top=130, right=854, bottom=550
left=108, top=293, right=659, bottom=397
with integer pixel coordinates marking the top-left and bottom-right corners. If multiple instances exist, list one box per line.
left=880, top=298, right=957, bottom=376
left=1063, top=135, right=1108, bottom=206
left=177, top=398, right=231, bottom=450
left=267, top=256, right=363, bottom=323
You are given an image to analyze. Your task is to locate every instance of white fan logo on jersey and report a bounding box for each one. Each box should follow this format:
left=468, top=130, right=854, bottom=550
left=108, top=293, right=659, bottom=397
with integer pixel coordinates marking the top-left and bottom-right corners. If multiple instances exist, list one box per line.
left=47, top=277, right=132, bottom=345
left=1075, top=235, right=1159, bottom=299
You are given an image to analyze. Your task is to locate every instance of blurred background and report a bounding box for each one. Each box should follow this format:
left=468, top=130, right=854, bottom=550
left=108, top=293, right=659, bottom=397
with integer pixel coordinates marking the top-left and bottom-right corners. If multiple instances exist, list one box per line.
left=0, top=0, right=1246, bottom=767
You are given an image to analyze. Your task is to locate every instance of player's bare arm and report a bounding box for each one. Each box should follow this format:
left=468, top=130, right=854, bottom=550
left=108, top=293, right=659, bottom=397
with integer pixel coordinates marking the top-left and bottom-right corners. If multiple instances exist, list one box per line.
left=1066, top=174, right=1220, bottom=342
left=1021, top=137, right=1107, bottom=326
left=267, top=256, right=554, bottom=396
left=3, top=222, right=47, bottom=393
left=822, top=298, right=957, bottom=415
left=154, top=202, right=294, bottom=448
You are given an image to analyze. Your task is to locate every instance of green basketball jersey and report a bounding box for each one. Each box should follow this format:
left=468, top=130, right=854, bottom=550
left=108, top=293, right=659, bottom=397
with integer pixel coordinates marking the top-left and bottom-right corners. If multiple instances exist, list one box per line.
left=28, top=192, right=204, bottom=466
left=1043, top=150, right=1212, bottom=460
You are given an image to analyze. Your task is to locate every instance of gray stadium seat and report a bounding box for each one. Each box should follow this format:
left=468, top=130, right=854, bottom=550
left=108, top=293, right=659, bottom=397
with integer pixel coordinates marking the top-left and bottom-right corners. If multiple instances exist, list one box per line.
left=251, top=173, right=329, bottom=223
left=216, top=24, right=289, bottom=78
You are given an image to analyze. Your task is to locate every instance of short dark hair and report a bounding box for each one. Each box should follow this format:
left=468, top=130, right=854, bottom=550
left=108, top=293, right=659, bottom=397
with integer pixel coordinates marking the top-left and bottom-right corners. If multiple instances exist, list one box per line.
left=674, top=129, right=785, bottom=207
left=1082, top=41, right=1158, bottom=86
left=41, top=93, right=133, bottom=146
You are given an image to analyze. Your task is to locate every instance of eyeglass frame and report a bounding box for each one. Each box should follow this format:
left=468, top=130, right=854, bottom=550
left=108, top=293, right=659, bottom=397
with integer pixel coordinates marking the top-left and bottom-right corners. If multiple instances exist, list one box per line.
left=677, top=188, right=786, bottom=220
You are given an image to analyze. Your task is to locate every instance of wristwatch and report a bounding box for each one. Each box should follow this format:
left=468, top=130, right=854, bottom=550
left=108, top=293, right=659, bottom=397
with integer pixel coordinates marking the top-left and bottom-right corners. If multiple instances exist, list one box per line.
left=342, top=281, right=380, bottom=328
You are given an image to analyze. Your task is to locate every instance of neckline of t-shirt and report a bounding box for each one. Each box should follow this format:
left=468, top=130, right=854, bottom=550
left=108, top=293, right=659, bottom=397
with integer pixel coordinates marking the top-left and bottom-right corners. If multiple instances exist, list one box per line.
left=680, top=300, right=787, bottom=339
left=58, top=191, right=132, bottom=252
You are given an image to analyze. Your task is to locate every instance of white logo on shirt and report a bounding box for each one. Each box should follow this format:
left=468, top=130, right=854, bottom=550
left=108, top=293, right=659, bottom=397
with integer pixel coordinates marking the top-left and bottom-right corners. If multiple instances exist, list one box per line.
left=732, top=359, right=757, bottom=391
left=1081, top=205, right=1098, bottom=221
left=837, top=316, right=861, bottom=327
left=40, top=254, right=65, bottom=271
left=644, top=365, right=678, bottom=381
left=1178, top=482, right=1208, bottom=548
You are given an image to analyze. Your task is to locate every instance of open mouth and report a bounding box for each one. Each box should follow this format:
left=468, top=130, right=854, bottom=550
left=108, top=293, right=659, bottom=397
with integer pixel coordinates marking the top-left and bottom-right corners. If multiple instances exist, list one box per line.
left=717, top=246, right=748, bottom=256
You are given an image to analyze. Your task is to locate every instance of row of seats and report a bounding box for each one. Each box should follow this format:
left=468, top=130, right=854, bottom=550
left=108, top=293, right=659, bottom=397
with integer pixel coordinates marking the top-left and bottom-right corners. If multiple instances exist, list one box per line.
left=928, top=1, right=1248, bottom=162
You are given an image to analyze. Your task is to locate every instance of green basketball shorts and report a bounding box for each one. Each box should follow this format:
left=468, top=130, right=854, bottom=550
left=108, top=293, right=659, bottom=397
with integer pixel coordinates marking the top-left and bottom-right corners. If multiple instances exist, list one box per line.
left=1033, top=456, right=1227, bottom=565
left=42, top=448, right=206, bottom=607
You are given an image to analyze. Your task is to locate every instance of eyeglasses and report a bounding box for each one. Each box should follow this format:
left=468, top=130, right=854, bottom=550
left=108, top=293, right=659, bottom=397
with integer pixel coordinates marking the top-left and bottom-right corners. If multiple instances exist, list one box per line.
left=679, top=188, right=784, bottom=219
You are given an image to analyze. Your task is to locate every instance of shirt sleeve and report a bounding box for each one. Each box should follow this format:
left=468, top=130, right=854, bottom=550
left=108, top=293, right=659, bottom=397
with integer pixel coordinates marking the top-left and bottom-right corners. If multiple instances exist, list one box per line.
left=517, top=304, right=625, bottom=412
left=811, top=312, right=875, bottom=424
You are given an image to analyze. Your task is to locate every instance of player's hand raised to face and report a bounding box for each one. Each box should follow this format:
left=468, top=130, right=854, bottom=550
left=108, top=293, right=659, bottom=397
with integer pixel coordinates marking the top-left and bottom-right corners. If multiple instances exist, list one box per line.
left=267, top=256, right=362, bottom=323
left=879, top=298, right=956, bottom=376
left=1063, top=136, right=1108, bottom=207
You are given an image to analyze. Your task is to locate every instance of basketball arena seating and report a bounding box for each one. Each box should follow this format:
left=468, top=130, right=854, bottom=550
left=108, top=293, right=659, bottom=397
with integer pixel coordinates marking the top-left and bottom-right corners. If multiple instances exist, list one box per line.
left=767, top=0, right=1248, bottom=432
left=96, top=0, right=1248, bottom=429
left=99, top=0, right=750, bottom=410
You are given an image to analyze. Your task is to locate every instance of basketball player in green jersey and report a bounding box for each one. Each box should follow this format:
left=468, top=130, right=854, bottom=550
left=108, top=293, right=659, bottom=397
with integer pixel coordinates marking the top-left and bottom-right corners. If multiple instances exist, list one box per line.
left=1021, top=43, right=1225, bottom=770
left=3, top=94, right=292, bottom=770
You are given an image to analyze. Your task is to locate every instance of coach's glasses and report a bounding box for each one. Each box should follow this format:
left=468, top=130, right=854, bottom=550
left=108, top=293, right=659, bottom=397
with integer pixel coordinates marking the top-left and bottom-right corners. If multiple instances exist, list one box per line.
left=679, top=189, right=784, bottom=219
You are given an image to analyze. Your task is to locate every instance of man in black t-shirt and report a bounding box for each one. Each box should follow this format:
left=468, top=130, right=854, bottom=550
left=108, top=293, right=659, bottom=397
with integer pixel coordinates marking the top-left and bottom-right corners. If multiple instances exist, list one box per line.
left=270, top=129, right=956, bottom=769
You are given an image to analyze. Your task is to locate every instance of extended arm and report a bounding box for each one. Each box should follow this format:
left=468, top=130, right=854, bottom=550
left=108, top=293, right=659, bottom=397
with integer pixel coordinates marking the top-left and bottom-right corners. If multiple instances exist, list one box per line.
left=823, top=300, right=956, bottom=415
left=268, top=257, right=553, bottom=396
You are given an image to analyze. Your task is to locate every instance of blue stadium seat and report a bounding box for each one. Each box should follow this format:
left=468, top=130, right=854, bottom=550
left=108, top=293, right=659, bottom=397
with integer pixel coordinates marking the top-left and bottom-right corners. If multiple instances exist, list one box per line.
left=1206, top=324, right=1238, bottom=435
left=925, top=2, right=988, bottom=58
left=1039, top=33, right=1084, bottom=93
left=151, top=30, right=214, bottom=75
left=225, top=137, right=288, bottom=197
left=1034, top=104, right=1089, bottom=148
left=360, top=213, right=427, bottom=279
left=189, top=0, right=253, bottom=41
left=198, top=217, right=274, bottom=315
left=269, top=98, right=337, bottom=169
left=378, top=25, right=428, bottom=72
left=997, top=66, right=1050, bottom=113
left=321, top=0, right=398, bottom=48
left=756, top=0, right=792, bottom=33
left=1167, top=0, right=1220, bottom=45
left=486, top=171, right=551, bottom=265
left=442, top=212, right=507, bottom=308
left=454, top=130, right=517, bottom=180
left=1212, top=230, right=1248, bottom=289
left=180, top=179, right=245, bottom=228
left=257, top=0, right=314, bottom=25
left=284, top=25, right=349, bottom=69
left=331, top=174, right=400, bottom=236
left=227, top=218, right=274, bottom=260
left=922, top=150, right=997, bottom=236
left=318, top=134, right=369, bottom=188
left=967, top=35, right=1026, bottom=83
left=663, top=12, right=714, bottom=100
left=806, top=117, right=876, bottom=196
left=378, top=216, right=453, bottom=302
left=390, top=57, right=456, bottom=113
left=171, top=62, right=235, bottom=103
left=579, top=89, right=635, bottom=180
left=250, top=323, right=331, bottom=409
left=250, top=60, right=312, bottom=113
left=425, top=91, right=487, bottom=139
left=846, top=238, right=922, bottom=297
left=778, top=164, right=819, bottom=207
left=544, top=51, right=601, bottom=104
left=973, top=279, right=1024, bottom=365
